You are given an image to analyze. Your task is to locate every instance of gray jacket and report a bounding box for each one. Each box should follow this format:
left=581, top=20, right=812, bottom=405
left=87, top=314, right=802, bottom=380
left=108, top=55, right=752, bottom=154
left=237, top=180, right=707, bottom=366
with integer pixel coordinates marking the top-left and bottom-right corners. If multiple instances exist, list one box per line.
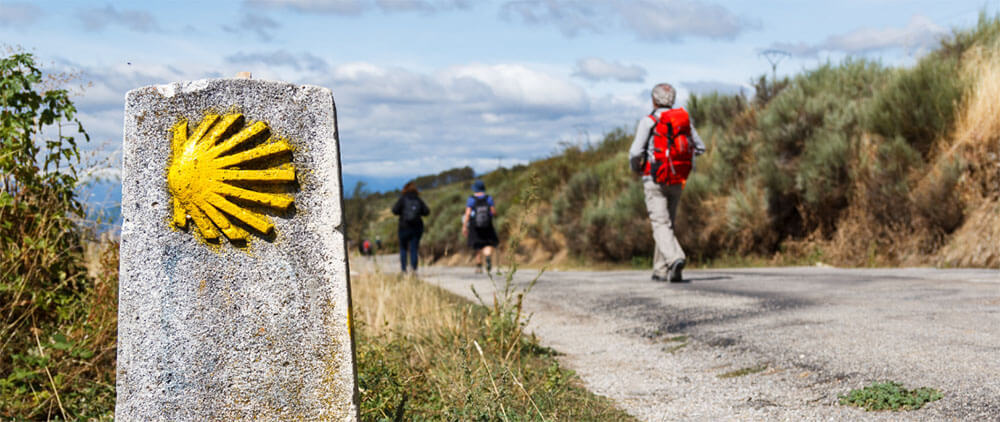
left=628, top=107, right=706, bottom=181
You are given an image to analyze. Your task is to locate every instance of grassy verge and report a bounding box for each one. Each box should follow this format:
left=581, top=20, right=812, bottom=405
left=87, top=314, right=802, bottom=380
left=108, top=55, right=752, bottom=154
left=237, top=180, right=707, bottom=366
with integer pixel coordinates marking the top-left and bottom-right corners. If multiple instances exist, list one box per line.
left=352, top=269, right=635, bottom=421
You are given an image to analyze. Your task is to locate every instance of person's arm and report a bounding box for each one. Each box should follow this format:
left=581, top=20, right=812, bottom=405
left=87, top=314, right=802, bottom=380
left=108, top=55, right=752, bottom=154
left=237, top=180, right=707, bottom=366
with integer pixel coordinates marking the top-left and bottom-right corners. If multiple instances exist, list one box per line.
left=690, top=119, right=706, bottom=156
left=462, top=206, right=471, bottom=237
left=488, top=196, right=496, bottom=216
left=391, top=197, right=402, bottom=215
left=629, top=115, right=654, bottom=172
left=420, top=198, right=430, bottom=216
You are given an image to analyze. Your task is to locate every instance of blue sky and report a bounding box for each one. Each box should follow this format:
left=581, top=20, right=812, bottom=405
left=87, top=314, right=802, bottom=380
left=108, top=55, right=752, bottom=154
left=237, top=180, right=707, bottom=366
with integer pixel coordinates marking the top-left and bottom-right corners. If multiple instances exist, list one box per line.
left=1, top=0, right=994, bottom=190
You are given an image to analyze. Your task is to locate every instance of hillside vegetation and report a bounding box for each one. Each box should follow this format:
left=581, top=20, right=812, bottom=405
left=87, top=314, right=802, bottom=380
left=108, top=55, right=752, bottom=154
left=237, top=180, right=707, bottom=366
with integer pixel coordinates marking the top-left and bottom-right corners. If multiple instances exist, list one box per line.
left=352, top=14, right=1000, bottom=269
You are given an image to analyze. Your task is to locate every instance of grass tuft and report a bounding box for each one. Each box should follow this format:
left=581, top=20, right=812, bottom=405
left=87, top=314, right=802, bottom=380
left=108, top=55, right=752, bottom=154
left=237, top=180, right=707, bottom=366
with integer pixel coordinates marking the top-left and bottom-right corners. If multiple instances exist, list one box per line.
left=839, top=381, right=943, bottom=411
left=718, top=363, right=768, bottom=379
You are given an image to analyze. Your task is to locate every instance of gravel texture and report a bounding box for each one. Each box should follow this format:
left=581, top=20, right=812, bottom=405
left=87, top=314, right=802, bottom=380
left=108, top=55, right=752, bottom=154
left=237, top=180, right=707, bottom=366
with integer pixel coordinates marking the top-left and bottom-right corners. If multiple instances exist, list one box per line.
left=119, top=79, right=358, bottom=421
left=365, top=257, right=1000, bottom=421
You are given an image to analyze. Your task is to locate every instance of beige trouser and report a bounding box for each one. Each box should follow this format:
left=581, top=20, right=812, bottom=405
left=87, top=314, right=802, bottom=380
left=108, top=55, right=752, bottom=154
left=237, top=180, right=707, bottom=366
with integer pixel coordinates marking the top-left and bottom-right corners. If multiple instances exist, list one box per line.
left=643, top=180, right=685, bottom=276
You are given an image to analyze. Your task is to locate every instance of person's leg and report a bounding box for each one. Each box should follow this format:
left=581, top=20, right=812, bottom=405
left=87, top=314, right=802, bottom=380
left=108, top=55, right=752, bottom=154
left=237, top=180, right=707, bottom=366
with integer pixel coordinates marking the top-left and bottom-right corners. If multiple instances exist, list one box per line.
left=652, top=240, right=666, bottom=279
left=409, top=230, right=422, bottom=271
left=475, top=248, right=483, bottom=272
left=644, top=180, right=684, bottom=277
left=482, top=246, right=493, bottom=272
left=664, top=183, right=686, bottom=280
left=398, top=231, right=409, bottom=272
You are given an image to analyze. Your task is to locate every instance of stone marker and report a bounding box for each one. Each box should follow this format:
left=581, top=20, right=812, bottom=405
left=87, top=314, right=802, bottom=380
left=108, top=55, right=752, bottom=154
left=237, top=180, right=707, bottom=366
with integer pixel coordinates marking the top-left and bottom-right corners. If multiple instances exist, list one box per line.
left=118, top=78, right=359, bottom=421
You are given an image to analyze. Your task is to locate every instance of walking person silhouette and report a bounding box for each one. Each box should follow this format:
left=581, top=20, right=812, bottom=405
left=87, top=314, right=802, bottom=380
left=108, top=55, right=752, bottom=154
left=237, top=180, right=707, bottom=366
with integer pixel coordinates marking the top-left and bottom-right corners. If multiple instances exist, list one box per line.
left=391, top=182, right=430, bottom=274
left=462, top=180, right=499, bottom=274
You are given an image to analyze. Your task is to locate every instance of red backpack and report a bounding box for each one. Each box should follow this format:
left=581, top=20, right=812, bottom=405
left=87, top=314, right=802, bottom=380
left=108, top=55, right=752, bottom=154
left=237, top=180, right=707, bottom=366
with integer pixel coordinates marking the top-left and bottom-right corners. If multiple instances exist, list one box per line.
left=645, top=108, right=693, bottom=186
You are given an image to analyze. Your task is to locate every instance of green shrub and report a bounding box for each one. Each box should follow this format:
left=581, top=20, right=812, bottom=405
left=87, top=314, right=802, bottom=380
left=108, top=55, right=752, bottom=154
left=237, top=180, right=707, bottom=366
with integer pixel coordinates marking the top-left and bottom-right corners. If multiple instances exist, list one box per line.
left=1, top=52, right=116, bottom=420
left=688, top=92, right=748, bottom=130
left=578, top=180, right=651, bottom=261
left=866, top=56, right=964, bottom=157
left=755, top=59, right=889, bottom=236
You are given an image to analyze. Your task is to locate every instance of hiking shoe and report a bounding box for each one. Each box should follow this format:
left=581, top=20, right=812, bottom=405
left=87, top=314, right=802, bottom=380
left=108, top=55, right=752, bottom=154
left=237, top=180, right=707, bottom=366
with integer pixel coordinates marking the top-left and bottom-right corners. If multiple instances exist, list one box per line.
left=668, top=259, right=685, bottom=283
left=651, top=274, right=668, bottom=282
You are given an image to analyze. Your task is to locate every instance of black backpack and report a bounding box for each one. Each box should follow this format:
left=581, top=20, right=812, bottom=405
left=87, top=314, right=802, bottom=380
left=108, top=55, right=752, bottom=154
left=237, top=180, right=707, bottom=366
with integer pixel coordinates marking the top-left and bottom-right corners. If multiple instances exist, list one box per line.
left=471, top=196, right=492, bottom=229
left=401, top=196, right=422, bottom=224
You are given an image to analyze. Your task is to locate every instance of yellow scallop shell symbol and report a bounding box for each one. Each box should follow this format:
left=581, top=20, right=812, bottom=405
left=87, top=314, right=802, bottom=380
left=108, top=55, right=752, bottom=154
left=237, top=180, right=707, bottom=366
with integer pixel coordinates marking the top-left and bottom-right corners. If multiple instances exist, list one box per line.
left=167, top=112, right=295, bottom=242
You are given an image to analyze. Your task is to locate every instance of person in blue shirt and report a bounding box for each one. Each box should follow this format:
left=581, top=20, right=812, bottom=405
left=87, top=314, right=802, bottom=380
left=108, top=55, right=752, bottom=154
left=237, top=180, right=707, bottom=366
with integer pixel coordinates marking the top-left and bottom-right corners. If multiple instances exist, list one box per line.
left=462, top=180, right=499, bottom=274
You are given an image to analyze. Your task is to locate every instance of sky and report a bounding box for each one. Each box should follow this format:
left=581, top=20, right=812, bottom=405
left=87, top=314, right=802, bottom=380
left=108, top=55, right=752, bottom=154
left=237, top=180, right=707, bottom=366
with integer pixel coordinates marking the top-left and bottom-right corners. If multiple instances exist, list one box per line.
left=1, top=0, right=995, bottom=191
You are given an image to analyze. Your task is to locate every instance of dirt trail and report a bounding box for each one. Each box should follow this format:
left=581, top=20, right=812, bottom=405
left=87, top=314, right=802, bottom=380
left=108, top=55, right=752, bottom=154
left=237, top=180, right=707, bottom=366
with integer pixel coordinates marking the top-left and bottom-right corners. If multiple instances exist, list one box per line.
left=355, top=256, right=1000, bottom=421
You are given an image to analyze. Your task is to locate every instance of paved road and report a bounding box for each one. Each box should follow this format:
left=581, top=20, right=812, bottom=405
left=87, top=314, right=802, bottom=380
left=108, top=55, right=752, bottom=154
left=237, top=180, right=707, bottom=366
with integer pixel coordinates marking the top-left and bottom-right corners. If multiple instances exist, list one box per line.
left=357, top=256, right=1000, bottom=421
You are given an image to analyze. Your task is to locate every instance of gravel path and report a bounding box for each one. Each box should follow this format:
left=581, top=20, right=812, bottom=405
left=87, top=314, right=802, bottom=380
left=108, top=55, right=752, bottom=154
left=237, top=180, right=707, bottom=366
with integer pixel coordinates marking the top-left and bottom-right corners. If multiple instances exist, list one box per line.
left=356, top=257, right=1000, bottom=421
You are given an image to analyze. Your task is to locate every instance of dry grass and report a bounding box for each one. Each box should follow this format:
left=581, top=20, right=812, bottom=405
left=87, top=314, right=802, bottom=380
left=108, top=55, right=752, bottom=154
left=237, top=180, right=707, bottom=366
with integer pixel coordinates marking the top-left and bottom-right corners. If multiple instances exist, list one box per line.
left=938, top=43, right=1000, bottom=267
left=350, top=264, right=636, bottom=420
left=932, top=40, right=1000, bottom=267
left=352, top=269, right=469, bottom=341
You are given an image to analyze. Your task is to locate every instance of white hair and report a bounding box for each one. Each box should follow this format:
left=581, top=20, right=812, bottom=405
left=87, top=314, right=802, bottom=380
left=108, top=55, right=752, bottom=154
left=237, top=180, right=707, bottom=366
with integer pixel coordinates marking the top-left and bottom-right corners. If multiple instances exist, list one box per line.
left=651, top=83, right=676, bottom=108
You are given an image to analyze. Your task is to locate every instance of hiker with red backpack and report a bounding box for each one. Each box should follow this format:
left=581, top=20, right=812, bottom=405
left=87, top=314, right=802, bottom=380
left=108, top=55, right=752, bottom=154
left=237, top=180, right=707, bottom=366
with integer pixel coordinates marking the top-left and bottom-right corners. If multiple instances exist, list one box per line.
left=392, top=182, right=430, bottom=273
left=629, top=83, right=706, bottom=282
left=462, top=180, right=499, bottom=274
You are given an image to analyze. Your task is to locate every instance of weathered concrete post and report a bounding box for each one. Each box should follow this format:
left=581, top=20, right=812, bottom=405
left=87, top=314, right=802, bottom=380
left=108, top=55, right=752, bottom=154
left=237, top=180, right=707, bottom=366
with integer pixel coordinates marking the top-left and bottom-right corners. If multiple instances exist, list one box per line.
left=118, top=78, right=358, bottom=421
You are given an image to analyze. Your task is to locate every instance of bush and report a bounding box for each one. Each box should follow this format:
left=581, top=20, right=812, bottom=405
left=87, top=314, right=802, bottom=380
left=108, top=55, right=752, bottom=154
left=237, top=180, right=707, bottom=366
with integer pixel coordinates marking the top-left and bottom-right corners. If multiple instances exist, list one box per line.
left=0, top=52, right=116, bottom=420
left=579, top=180, right=651, bottom=261
left=866, top=56, right=965, bottom=157
left=688, top=92, right=748, bottom=130
left=756, top=59, right=889, bottom=236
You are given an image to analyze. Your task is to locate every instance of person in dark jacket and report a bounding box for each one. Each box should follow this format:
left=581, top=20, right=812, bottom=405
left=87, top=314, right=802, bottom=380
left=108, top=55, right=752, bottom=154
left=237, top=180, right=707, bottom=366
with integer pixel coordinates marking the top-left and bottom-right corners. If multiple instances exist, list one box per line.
left=391, top=182, right=431, bottom=273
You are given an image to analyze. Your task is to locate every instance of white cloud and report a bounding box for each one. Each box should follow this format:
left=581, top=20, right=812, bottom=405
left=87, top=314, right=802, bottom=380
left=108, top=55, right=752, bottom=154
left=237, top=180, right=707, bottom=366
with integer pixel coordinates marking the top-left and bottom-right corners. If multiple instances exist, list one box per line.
left=226, top=50, right=330, bottom=72
left=0, top=2, right=42, bottom=28
left=573, top=57, right=646, bottom=82
left=245, top=0, right=367, bottom=14
left=499, top=0, right=601, bottom=37
left=681, top=80, right=748, bottom=96
left=375, top=0, right=470, bottom=13
left=769, top=15, right=948, bottom=57
left=481, top=113, right=503, bottom=123
left=332, top=62, right=388, bottom=80
left=246, top=0, right=468, bottom=14
left=500, top=0, right=755, bottom=41
left=76, top=4, right=162, bottom=33
left=441, top=63, right=588, bottom=112
left=617, top=0, right=753, bottom=41
left=223, top=13, right=282, bottom=42
left=825, top=15, right=945, bottom=54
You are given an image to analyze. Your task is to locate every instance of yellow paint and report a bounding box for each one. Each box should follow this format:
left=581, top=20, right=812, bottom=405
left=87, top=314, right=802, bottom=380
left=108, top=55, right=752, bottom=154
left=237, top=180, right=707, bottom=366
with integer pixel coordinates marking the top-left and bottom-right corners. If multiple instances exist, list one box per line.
left=167, top=112, right=295, bottom=242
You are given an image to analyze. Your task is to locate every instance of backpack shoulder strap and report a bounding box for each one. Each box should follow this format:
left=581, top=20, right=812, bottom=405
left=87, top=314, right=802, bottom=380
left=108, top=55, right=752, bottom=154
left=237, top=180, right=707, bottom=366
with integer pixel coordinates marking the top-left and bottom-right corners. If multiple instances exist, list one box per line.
left=645, top=112, right=658, bottom=152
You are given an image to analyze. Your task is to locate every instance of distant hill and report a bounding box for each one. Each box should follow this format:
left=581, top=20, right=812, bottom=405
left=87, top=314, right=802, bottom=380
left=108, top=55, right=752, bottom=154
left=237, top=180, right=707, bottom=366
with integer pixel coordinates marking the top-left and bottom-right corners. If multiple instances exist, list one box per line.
left=342, top=173, right=411, bottom=196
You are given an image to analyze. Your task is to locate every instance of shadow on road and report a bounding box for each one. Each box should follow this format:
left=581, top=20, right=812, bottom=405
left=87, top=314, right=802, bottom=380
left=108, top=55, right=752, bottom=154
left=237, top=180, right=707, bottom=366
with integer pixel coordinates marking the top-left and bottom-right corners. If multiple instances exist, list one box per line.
left=682, top=276, right=732, bottom=282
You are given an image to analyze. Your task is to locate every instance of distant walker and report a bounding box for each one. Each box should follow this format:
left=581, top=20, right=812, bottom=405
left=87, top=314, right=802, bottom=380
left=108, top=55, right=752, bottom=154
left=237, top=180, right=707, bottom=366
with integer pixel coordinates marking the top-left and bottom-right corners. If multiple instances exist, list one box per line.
left=462, top=180, right=499, bottom=274
left=392, top=182, right=430, bottom=273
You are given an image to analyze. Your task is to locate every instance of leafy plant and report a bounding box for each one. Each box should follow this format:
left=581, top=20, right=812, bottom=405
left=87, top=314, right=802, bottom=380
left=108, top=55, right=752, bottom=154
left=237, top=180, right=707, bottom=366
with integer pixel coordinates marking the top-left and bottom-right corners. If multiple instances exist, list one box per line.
left=839, top=381, right=943, bottom=411
left=1, top=52, right=116, bottom=420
